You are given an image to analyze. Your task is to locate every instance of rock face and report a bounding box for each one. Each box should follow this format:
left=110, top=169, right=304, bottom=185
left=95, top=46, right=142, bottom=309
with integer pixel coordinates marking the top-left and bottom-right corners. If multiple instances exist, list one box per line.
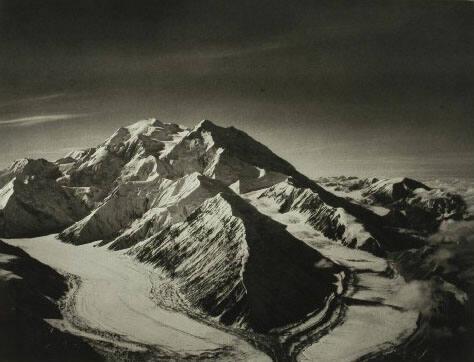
left=132, top=191, right=340, bottom=332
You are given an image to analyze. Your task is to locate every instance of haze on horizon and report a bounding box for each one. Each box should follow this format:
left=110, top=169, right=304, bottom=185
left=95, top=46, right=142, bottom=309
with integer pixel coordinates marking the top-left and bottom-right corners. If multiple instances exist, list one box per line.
left=1, top=1, right=473, bottom=179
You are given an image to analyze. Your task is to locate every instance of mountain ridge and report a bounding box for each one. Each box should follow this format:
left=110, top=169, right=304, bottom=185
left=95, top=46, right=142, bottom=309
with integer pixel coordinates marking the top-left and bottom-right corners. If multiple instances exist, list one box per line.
left=0, top=118, right=469, bottom=335
left=1, top=119, right=466, bottom=251
left=132, top=190, right=341, bottom=331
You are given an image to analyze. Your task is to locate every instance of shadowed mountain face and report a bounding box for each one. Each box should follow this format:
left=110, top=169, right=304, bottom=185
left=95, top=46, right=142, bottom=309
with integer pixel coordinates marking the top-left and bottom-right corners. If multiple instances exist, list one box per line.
left=0, top=119, right=469, bottom=334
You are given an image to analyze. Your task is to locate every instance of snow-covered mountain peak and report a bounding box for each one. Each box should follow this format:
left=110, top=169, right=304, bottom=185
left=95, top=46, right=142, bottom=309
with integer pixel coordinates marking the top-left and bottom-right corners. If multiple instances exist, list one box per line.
left=103, top=119, right=187, bottom=151
left=0, top=158, right=61, bottom=189
left=194, top=119, right=217, bottom=130
left=5, top=158, right=60, bottom=178
left=162, top=120, right=300, bottom=194
left=362, top=177, right=431, bottom=204
left=128, top=117, right=165, bottom=129
left=58, top=119, right=191, bottom=189
left=186, top=121, right=291, bottom=168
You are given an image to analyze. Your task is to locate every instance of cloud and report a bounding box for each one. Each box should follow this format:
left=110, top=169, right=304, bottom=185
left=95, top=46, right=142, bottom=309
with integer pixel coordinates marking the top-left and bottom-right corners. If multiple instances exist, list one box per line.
left=0, top=114, right=86, bottom=127
left=0, top=93, right=67, bottom=109
left=390, top=280, right=434, bottom=313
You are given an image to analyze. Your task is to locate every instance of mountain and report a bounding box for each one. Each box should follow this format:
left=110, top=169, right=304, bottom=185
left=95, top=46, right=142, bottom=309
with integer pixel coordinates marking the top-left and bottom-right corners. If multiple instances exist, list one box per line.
left=361, top=177, right=430, bottom=204
left=58, top=119, right=187, bottom=190
left=0, top=158, right=62, bottom=188
left=132, top=190, right=340, bottom=332
left=318, top=176, right=468, bottom=234
left=0, top=118, right=469, bottom=335
left=2, top=119, right=466, bottom=249
left=56, top=119, right=403, bottom=254
left=254, top=178, right=381, bottom=253
left=60, top=172, right=229, bottom=248
left=0, top=159, right=92, bottom=237
left=162, top=120, right=293, bottom=192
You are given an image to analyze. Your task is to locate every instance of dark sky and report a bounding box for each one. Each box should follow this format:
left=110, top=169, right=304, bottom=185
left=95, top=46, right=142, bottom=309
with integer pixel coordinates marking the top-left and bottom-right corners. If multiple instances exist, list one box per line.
left=1, top=0, right=473, bottom=178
